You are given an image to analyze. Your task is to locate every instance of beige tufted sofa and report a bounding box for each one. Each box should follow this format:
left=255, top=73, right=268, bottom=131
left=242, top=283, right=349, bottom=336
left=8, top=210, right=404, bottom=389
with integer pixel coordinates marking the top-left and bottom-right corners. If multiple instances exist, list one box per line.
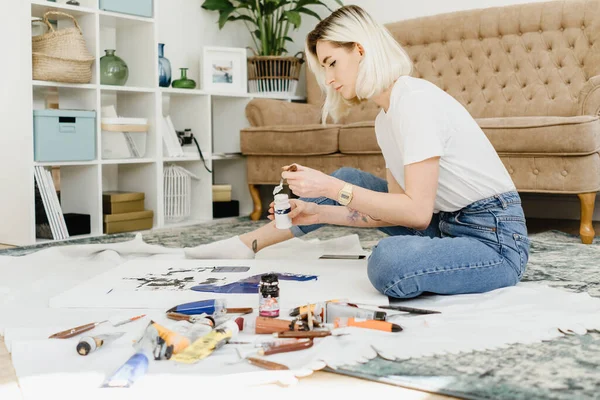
left=240, top=0, right=600, bottom=244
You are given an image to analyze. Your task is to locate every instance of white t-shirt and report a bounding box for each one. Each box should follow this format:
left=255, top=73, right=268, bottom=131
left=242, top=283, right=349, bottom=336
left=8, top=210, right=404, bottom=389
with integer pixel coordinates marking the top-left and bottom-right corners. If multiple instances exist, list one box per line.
left=375, top=76, right=516, bottom=213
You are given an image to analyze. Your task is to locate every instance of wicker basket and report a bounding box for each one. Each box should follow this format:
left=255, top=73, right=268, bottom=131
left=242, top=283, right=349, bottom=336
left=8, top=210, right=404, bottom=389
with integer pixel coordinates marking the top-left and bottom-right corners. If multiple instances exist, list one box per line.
left=247, top=51, right=305, bottom=95
left=32, top=11, right=95, bottom=84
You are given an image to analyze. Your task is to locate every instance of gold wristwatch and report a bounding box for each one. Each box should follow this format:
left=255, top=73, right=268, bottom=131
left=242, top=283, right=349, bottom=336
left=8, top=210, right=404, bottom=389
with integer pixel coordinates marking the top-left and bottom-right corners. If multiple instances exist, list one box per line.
left=337, top=183, right=354, bottom=206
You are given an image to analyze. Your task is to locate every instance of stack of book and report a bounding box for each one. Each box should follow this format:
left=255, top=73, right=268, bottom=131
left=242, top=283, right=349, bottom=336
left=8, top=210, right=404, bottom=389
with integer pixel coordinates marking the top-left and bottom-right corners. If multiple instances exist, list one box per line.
left=34, top=166, right=69, bottom=240
left=103, top=191, right=154, bottom=234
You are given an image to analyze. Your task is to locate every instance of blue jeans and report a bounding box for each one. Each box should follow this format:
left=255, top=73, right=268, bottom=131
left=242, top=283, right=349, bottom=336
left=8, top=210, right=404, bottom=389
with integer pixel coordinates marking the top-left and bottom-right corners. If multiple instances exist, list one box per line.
left=291, top=168, right=530, bottom=299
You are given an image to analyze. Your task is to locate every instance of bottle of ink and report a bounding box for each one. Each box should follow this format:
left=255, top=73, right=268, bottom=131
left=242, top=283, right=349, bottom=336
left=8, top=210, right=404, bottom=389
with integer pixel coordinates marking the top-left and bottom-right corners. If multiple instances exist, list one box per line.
left=259, top=273, right=280, bottom=318
left=274, top=194, right=292, bottom=229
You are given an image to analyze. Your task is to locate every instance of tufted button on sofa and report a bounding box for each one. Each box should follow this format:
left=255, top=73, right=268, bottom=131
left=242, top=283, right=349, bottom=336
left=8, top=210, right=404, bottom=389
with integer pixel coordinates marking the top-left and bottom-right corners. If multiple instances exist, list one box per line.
left=240, top=0, right=600, bottom=244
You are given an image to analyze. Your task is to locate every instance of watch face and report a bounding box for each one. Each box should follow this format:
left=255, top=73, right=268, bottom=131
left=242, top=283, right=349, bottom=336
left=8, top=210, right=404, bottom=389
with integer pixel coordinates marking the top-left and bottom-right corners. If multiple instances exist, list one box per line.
left=341, top=194, right=350, bottom=200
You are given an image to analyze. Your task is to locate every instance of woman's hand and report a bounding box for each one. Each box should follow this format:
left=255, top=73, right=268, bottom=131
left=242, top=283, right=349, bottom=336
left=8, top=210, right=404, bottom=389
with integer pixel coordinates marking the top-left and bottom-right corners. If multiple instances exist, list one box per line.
left=268, top=199, right=320, bottom=226
left=281, top=164, right=342, bottom=199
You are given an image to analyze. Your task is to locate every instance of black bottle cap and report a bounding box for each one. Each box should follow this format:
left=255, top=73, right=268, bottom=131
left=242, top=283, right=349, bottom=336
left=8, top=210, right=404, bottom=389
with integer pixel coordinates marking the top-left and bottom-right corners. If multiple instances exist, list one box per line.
left=374, top=311, right=387, bottom=321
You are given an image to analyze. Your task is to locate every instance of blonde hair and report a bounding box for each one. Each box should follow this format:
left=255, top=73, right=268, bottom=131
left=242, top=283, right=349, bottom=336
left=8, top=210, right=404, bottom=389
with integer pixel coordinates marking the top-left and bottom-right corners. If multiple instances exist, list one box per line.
left=305, top=5, right=413, bottom=123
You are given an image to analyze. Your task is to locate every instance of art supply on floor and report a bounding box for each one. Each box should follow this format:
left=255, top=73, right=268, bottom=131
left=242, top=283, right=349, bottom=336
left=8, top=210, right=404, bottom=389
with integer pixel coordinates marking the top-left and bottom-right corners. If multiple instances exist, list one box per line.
left=289, top=299, right=344, bottom=317
left=273, top=164, right=297, bottom=195
left=326, top=302, right=386, bottom=323
left=377, top=305, right=441, bottom=314
left=111, top=314, right=146, bottom=327
left=101, top=352, right=149, bottom=388
left=236, top=316, right=308, bottom=334
left=332, top=317, right=403, bottom=332
left=256, top=338, right=313, bottom=356
left=48, top=320, right=107, bottom=339
left=147, top=320, right=191, bottom=354
left=76, top=332, right=125, bottom=356
left=173, top=320, right=239, bottom=364
left=226, top=307, right=254, bottom=314
left=166, top=312, right=229, bottom=329
left=273, top=194, right=293, bottom=229
left=243, top=355, right=290, bottom=370
left=274, top=330, right=333, bottom=339
left=259, top=273, right=280, bottom=317
left=166, top=298, right=226, bottom=316
left=166, top=312, right=214, bottom=324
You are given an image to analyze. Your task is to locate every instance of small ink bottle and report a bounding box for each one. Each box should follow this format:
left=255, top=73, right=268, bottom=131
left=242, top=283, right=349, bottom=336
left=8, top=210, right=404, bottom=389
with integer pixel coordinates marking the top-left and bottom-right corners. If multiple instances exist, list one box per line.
left=259, top=273, right=280, bottom=318
left=274, top=194, right=292, bottom=229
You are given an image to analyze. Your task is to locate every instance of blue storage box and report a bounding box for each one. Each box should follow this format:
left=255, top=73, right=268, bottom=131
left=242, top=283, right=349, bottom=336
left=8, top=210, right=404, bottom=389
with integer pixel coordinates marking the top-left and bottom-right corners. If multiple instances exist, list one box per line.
left=33, top=110, right=96, bottom=162
left=99, top=0, right=153, bottom=18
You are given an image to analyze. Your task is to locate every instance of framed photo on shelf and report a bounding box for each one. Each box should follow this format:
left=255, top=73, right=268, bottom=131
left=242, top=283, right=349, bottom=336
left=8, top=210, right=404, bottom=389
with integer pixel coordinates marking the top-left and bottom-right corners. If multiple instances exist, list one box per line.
left=201, top=46, right=248, bottom=94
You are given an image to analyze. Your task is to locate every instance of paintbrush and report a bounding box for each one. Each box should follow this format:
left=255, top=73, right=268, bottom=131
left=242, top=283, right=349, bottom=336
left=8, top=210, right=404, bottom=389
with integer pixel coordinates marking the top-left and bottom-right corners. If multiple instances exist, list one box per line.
left=48, top=314, right=148, bottom=339
left=49, top=320, right=108, bottom=339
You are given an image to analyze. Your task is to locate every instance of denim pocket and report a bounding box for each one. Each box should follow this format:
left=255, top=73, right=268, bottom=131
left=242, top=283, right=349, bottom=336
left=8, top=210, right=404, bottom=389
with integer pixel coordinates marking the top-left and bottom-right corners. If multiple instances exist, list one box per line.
left=454, top=210, right=497, bottom=232
left=512, top=234, right=530, bottom=279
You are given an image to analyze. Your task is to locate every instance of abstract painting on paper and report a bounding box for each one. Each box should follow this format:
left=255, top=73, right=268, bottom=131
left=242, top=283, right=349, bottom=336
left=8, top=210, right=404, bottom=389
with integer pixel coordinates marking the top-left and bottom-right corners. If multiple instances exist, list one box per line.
left=49, top=259, right=387, bottom=310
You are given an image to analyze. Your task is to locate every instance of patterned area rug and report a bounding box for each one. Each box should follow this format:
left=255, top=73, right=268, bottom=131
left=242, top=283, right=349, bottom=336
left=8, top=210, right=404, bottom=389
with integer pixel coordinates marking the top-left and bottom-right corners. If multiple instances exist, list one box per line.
left=2, top=218, right=599, bottom=400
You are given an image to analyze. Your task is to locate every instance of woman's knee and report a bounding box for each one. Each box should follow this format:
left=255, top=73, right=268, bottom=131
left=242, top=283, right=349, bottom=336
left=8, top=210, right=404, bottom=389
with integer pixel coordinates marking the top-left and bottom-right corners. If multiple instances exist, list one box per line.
left=367, top=239, right=422, bottom=299
left=331, top=167, right=362, bottom=183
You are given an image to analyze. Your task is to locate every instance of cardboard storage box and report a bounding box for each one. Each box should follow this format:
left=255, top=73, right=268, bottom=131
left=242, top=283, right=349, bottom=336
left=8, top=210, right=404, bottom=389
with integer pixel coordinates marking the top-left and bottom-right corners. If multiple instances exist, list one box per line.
left=212, top=185, right=232, bottom=202
left=99, top=0, right=153, bottom=17
left=103, top=191, right=145, bottom=214
left=103, top=210, right=154, bottom=234
left=33, top=109, right=96, bottom=162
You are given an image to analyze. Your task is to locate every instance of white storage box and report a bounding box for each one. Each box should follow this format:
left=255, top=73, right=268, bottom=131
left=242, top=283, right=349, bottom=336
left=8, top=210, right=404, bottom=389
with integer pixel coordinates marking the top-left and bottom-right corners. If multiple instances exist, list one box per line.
left=101, top=117, right=149, bottom=159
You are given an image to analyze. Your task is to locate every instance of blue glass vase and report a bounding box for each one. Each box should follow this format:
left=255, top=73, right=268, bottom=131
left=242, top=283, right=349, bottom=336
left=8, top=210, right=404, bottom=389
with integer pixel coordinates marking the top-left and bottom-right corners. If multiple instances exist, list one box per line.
left=158, top=43, right=172, bottom=88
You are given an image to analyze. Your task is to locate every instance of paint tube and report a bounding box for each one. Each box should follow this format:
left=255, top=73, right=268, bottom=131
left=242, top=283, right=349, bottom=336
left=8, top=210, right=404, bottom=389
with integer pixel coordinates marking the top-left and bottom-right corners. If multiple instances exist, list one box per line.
left=101, top=352, right=149, bottom=388
left=173, top=319, right=239, bottom=364
left=325, top=302, right=386, bottom=323
left=76, top=332, right=125, bottom=356
left=134, top=321, right=191, bottom=360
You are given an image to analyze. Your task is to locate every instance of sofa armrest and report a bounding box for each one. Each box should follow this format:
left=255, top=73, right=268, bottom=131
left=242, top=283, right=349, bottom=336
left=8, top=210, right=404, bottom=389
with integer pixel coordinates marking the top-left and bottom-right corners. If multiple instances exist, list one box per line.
left=245, top=98, right=322, bottom=127
left=579, top=75, right=600, bottom=116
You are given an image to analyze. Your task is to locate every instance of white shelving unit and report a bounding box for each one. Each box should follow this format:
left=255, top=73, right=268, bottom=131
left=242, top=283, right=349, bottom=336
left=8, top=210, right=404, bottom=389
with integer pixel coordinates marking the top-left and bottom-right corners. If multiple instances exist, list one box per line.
left=0, top=0, right=305, bottom=246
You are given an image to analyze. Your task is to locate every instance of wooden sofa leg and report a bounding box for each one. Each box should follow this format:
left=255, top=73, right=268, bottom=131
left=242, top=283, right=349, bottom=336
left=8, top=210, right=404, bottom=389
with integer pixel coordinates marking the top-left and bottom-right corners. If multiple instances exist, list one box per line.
left=577, top=193, right=596, bottom=244
left=249, top=184, right=262, bottom=221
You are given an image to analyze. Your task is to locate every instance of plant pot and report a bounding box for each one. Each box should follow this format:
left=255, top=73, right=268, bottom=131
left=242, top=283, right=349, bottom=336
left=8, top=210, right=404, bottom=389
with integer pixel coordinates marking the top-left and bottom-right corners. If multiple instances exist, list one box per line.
left=247, top=52, right=305, bottom=94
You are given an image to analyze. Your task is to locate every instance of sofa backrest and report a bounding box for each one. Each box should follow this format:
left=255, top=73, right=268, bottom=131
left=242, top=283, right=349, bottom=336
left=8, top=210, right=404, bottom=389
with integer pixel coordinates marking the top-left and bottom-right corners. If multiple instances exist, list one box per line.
left=306, top=0, right=600, bottom=121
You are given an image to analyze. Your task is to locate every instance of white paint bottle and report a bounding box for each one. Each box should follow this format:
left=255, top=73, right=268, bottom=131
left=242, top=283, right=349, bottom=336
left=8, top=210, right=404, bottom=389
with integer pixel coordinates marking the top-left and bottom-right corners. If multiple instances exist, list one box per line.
left=274, top=194, right=293, bottom=230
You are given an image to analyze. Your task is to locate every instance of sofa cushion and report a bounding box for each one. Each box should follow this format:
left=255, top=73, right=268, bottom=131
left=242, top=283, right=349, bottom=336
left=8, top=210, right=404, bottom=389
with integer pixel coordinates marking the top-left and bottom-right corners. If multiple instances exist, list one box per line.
left=246, top=154, right=385, bottom=184
left=240, top=125, right=340, bottom=156
left=478, top=116, right=600, bottom=155
left=339, top=121, right=381, bottom=154
left=501, top=154, right=600, bottom=193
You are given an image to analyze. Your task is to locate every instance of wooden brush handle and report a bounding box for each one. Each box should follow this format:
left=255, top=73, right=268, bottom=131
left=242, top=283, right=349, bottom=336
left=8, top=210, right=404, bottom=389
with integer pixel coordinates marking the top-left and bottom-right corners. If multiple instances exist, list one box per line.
left=247, top=357, right=289, bottom=370
left=49, top=322, right=97, bottom=339
left=275, top=330, right=331, bottom=338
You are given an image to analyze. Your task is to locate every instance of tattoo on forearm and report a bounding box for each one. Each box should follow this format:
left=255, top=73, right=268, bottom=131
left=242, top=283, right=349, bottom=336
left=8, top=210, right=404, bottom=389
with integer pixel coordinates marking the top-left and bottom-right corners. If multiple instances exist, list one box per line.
left=347, top=208, right=382, bottom=223
left=252, top=239, right=258, bottom=253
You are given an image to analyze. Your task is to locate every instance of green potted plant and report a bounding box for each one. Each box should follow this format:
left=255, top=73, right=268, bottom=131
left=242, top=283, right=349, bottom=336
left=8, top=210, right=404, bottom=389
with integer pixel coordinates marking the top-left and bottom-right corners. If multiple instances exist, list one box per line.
left=201, top=0, right=343, bottom=93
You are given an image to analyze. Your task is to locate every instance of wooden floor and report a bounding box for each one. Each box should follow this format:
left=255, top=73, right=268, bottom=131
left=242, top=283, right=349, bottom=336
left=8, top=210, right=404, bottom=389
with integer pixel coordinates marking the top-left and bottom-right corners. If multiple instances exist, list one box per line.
left=0, top=218, right=596, bottom=397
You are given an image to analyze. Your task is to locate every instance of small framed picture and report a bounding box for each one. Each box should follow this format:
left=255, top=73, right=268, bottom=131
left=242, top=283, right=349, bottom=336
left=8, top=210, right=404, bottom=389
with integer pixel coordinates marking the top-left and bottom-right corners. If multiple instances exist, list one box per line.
left=201, top=46, right=248, bottom=94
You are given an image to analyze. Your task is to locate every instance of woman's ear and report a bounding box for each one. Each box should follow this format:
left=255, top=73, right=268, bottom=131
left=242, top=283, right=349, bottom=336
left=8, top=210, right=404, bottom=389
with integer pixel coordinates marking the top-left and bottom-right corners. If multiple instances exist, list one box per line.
left=356, top=43, right=365, bottom=57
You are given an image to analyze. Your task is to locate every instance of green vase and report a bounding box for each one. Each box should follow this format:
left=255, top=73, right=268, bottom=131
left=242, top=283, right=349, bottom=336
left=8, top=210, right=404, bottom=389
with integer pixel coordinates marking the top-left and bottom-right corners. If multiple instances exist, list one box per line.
left=172, top=68, right=196, bottom=89
left=100, top=49, right=129, bottom=86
